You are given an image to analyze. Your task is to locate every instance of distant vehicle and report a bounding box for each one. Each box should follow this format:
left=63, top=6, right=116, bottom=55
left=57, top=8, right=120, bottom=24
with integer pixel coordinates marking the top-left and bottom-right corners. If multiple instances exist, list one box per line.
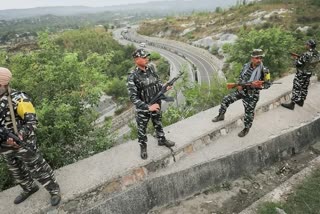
left=139, top=42, right=146, bottom=48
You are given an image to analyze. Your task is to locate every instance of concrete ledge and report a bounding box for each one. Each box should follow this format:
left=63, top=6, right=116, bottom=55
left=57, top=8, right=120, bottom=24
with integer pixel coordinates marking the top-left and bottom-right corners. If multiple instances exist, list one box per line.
left=84, top=116, right=320, bottom=214
left=0, top=74, right=317, bottom=214
left=163, top=75, right=316, bottom=162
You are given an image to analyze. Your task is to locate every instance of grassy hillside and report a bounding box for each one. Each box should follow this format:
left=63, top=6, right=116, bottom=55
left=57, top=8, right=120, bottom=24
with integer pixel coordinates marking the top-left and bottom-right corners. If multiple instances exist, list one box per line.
left=138, top=0, right=320, bottom=43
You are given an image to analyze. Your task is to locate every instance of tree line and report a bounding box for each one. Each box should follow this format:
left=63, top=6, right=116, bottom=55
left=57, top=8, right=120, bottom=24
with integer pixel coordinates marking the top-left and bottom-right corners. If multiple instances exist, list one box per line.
left=0, top=28, right=170, bottom=191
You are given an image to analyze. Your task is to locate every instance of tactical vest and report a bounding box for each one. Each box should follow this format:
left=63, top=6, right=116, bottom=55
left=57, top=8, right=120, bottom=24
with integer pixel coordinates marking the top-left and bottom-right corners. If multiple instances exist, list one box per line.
left=133, top=65, right=161, bottom=104
left=299, top=49, right=320, bottom=72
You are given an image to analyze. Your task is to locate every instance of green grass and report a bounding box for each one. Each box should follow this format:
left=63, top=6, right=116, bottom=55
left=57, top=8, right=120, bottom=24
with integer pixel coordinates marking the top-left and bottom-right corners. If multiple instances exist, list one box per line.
left=258, top=169, right=320, bottom=214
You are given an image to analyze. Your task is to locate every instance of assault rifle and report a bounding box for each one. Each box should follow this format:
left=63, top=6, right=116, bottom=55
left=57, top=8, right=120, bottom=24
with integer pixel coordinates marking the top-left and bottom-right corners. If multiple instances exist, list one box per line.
left=289, top=52, right=300, bottom=58
left=0, top=128, right=34, bottom=153
left=226, top=80, right=281, bottom=90
left=149, top=71, right=184, bottom=105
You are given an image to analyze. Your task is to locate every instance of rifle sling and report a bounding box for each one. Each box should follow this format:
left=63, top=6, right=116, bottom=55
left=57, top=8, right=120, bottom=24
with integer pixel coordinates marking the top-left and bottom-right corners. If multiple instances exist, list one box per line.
left=7, top=86, right=19, bottom=135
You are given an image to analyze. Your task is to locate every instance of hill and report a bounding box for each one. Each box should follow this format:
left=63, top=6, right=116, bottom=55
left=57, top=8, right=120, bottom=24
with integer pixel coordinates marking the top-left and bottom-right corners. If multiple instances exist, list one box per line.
left=137, top=0, right=320, bottom=48
left=0, top=0, right=239, bottom=20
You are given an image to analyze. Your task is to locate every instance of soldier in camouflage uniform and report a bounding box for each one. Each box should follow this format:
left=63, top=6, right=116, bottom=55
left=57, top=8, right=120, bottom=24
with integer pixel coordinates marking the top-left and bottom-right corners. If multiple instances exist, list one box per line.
left=212, top=49, right=271, bottom=137
left=0, top=67, right=61, bottom=206
left=127, top=49, right=175, bottom=159
left=282, top=39, right=319, bottom=110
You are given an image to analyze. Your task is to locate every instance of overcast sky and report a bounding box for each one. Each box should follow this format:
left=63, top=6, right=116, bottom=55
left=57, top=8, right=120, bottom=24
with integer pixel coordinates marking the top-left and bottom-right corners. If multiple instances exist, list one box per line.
left=0, top=0, right=172, bottom=10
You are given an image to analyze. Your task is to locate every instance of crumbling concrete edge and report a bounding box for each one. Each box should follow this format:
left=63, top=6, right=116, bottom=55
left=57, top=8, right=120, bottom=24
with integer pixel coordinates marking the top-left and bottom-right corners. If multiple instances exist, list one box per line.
left=240, top=153, right=320, bottom=214
left=80, top=117, right=320, bottom=214
left=39, top=79, right=317, bottom=213
left=43, top=91, right=298, bottom=214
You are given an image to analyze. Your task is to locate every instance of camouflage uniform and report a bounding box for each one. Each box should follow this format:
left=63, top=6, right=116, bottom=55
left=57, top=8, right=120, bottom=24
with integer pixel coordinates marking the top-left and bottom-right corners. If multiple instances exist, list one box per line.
left=291, top=48, right=319, bottom=103
left=218, top=63, right=270, bottom=129
left=127, top=65, right=166, bottom=144
left=0, top=90, right=60, bottom=195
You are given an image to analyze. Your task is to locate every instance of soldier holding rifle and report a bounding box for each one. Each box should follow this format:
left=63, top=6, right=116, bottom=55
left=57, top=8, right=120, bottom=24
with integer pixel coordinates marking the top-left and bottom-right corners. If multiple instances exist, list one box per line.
left=0, top=67, right=61, bottom=206
left=212, top=49, right=271, bottom=137
left=282, top=39, right=319, bottom=110
left=127, top=49, right=176, bottom=160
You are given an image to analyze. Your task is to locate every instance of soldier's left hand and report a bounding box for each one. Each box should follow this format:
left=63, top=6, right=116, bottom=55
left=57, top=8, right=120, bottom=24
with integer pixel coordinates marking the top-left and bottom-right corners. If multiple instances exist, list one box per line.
left=252, top=80, right=263, bottom=88
left=166, top=86, right=173, bottom=91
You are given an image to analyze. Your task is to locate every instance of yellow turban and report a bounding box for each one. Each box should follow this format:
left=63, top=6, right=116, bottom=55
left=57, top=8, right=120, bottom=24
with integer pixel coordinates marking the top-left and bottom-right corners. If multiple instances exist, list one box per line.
left=0, top=67, right=12, bottom=85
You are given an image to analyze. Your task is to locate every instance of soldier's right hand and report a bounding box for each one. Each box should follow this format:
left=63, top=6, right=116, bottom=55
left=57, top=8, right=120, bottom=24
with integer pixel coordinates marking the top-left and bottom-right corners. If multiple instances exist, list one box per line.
left=237, top=86, right=243, bottom=91
left=149, top=103, right=160, bottom=112
left=6, top=137, right=20, bottom=149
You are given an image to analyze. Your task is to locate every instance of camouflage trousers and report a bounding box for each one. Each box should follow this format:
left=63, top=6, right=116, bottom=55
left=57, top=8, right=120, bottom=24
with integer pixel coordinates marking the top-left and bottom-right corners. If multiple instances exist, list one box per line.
left=136, top=110, right=165, bottom=144
left=1, top=138, right=60, bottom=195
left=291, top=71, right=312, bottom=103
left=219, top=90, right=260, bottom=129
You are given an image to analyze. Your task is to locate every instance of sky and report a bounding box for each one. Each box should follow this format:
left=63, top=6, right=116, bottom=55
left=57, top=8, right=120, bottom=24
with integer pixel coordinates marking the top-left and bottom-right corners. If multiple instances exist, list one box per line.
left=0, top=0, right=171, bottom=10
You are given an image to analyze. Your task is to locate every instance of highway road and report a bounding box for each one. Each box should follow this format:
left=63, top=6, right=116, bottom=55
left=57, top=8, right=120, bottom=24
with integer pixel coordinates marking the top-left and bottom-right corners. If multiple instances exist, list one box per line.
left=113, top=28, right=193, bottom=82
left=118, top=26, right=225, bottom=86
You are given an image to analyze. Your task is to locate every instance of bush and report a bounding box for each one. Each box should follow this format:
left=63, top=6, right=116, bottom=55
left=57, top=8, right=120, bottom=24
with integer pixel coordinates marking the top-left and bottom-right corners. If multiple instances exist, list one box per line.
left=210, top=45, right=220, bottom=55
left=0, top=160, right=11, bottom=191
left=184, top=74, right=228, bottom=112
left=223, top=28, right=296, bottom=79
left=0, top=29, right=135, bottom=190
left=155, top=58, right=170, bottom=82
left=106, top=78, right=128, bottom=101
left=149, top=52, right=161, bottom=61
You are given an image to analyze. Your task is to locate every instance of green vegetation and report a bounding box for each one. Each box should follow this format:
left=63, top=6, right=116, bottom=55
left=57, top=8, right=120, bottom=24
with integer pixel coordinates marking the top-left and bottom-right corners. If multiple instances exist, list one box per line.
left=258, top=168, right=320, bottom=214
left=0, top=29, right=116, bottom=189
left=162, top=74, right=228, bottom=126
left=127, top=71, right=228, bottom=140
left=0, top=27, right=170, bottom=191
left=138, top=0, right=320, bottom=47
left=223, top=27, right=296, bottom=80
left=132, top=0, right=320, bottom=140
left=0, top=15, right=108, bottom=44
left=0, top=30, right=115, bottom=190
left=1, top=0, right=320, bottom=194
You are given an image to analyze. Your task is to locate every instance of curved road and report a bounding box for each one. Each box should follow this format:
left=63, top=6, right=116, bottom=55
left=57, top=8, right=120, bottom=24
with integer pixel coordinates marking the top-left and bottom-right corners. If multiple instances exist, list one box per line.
left=121, top=27, right=224, bottom=86
left=113, top=28, right=193, bottom=82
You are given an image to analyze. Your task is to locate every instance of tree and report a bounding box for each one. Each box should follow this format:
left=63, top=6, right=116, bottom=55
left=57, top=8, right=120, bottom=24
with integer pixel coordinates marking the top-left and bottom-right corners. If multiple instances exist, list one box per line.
left=106, top=78, right=128, bottom=103
left=223, top=28, right=296, bottom=80
left=0, top=28, right=141, bottom=190
left=55, top=28, right=122, bottom=61
left=6, top=32, right=114, bottom=168
left=215, top=7, right=223, bottom=13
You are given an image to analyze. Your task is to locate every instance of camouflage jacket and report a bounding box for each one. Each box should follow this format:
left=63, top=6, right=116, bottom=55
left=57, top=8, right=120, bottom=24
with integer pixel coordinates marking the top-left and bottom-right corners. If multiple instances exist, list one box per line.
left=295, top=49, right=320, bottom=73
left=0, top=90, right=37, bottom=145
left=127, top=64, right=162, bottom=111
left=238, top=63, right=271, bottom=89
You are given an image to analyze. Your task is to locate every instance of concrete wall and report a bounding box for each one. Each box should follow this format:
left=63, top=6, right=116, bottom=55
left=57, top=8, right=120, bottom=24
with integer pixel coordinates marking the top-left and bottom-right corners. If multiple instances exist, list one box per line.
left=83, top=118, right=320, bottom=214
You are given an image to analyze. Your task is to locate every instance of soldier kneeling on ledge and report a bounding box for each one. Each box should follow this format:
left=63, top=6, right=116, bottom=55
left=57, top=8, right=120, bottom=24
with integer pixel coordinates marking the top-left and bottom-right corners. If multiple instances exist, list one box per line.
left=212, top=49, right=271, bottom=137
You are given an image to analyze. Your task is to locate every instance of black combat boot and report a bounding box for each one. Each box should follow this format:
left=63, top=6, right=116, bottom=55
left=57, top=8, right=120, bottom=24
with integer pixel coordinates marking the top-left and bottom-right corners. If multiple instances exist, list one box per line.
left=140, top=143, right=148, bottom=160
left=212, top=113, right=225, bottom=122
left=158, top=138, right=175, bottom=147
left=50, top=194, right=61, bottom=206
left=296, top=100, right=304, bottom=107
left=238, top=128, right=250, bottom=137
left=14, top=185, right=39, bottom=204
left=281, top=102, right=295, bottom=110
